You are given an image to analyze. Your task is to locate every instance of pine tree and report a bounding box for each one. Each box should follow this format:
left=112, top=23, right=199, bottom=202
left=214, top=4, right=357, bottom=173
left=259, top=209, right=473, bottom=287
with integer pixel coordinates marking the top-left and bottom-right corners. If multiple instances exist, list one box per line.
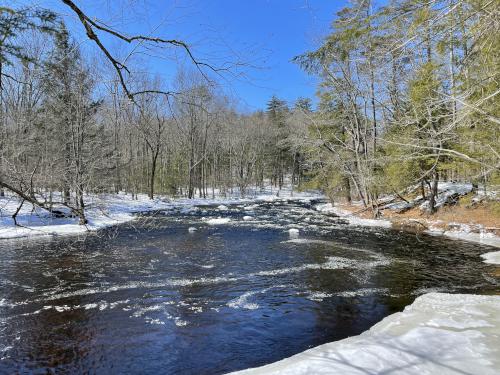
left=41, top=22, right=98, bottom=223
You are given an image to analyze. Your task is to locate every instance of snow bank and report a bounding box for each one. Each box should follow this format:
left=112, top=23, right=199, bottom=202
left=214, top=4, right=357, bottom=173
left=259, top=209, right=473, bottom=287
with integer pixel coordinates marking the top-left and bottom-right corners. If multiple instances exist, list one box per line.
left=425, top=225, right=500, bottom=249
left=481, top=251, right=500, bottom=265
left=315, top=203, right=392, bottom=228
left=231, top=293, right=500, bottom=375
left=0, top=193, right=173, bottom=240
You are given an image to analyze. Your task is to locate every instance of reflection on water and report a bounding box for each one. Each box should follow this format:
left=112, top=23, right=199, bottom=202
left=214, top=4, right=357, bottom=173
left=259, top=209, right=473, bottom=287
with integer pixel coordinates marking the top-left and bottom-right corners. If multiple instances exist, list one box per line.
left=0, top=200, right=498, bottom=374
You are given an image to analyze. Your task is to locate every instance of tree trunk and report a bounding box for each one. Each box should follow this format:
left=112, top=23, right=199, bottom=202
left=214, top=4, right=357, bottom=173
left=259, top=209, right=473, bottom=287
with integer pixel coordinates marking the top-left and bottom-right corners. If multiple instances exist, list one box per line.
left=429, top=171, right=439, bottom=213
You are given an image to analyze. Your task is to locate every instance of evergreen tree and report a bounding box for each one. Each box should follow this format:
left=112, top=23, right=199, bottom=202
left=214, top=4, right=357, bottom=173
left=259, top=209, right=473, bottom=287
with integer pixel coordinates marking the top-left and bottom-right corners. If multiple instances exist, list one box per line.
left=41, top=22, right=99, bottom=223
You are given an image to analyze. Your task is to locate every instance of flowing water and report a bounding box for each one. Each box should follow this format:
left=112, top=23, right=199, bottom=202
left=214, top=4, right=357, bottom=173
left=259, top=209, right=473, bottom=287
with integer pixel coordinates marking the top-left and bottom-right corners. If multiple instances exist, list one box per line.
left=0, top=199, right=498, bottom=374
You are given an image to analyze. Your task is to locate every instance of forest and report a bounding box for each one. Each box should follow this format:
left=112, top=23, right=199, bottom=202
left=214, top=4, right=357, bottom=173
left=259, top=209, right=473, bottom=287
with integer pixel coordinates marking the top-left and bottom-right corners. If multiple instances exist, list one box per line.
left=0, top=0, right=498, bottom=224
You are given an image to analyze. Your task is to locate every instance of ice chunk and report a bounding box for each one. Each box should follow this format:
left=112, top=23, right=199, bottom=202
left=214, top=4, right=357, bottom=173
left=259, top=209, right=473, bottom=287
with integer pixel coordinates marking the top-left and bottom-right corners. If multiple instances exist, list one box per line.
left=243, top=216, right=253, bottom=221
left=206, top=217, right=231, bottom=225
left=188, top=227, right=197, bottom=233
left=288, top=228, right=299, bottom=238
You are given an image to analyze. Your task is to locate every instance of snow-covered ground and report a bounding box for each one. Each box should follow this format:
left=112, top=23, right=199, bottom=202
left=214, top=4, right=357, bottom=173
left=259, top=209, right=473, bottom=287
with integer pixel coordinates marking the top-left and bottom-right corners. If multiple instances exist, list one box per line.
left=481, top=251, right=500, bottom=265
left=231, top=293, right=500, bottom=375
left=315, top=202, right=393, bottom=228
left=0, top=193, right=172, bottom=239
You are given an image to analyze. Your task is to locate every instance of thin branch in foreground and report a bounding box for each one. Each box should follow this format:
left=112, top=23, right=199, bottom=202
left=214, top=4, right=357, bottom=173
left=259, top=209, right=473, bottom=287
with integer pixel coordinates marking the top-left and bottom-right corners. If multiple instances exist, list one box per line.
left=60, top=0, right=219, bottom=102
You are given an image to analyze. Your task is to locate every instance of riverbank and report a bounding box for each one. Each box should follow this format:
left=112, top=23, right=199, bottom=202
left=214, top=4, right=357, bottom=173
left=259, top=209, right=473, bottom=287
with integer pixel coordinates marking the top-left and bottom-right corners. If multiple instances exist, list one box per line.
left=316, top=182, right=500, bottom=249
left=231, top=292, right=500, bottom=375
left=1, top=185, right=500, bottom=253
left=0, top=187, right=318, bottom=240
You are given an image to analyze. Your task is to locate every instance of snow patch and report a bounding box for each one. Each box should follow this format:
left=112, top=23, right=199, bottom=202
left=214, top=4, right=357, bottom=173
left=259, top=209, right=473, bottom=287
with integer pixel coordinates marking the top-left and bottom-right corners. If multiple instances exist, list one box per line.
left=243, top=204, right=259, bottom=211
left=315, top=203, right=392, bottom=228
left=481, top=251, right=500, bottom=265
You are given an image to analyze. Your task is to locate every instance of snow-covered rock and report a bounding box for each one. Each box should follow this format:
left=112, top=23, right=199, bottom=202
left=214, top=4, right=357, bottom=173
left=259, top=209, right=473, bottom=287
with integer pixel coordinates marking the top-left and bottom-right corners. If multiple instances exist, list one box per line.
left=420, top=182, right=473, bottom=211
left=243, top=216, right=253, bottom=221
left=206, top=217, right=231, bottom=225
left=231, top=293, right=500, bottom=375
left=217, top=205, right=229, bottom=210
left=288, top=228, right=299, bottom=238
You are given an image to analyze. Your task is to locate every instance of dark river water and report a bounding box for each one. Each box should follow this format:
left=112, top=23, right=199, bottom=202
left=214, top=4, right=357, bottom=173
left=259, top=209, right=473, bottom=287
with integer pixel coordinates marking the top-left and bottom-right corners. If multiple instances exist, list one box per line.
left=0, top=199, right=499, bottom=374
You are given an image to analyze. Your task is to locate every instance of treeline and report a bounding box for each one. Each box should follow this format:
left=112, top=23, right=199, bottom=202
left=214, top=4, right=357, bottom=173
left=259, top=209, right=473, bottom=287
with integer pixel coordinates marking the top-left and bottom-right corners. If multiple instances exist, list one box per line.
left=1, top=1, right=499, bottom=223
left=0, top=10, right=304, bottom=223
left=293, top=0, right=499, bottom=214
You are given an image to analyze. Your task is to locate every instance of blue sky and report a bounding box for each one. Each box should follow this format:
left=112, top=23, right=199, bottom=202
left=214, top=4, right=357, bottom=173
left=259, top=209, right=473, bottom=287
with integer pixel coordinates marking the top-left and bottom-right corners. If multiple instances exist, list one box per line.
left=18, top=0, right=347, bottom=110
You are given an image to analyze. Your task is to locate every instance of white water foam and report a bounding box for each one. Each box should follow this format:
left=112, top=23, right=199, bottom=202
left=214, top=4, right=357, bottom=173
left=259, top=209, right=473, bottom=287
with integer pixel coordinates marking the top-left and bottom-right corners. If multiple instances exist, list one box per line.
left=227, top=291, right=261, bottom=310
left=336, top=288, right=389, bottom=298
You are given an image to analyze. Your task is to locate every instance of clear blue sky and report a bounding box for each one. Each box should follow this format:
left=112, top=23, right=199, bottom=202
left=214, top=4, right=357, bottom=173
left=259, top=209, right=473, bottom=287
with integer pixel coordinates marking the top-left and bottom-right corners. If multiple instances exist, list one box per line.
left=18, top=0, right=347, bottom=111
left=153, top=0, right=344, bottom=111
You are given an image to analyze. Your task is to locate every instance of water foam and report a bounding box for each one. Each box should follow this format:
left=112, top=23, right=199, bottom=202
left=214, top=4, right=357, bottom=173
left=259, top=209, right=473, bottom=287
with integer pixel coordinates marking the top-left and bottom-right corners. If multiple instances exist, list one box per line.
left=227, top=291, right=261, bottom=310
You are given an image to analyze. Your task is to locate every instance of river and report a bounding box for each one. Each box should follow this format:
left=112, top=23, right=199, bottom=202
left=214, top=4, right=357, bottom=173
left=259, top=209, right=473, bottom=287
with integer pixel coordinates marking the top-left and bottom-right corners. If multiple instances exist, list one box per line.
left=0, top=199, right=498, bottom=374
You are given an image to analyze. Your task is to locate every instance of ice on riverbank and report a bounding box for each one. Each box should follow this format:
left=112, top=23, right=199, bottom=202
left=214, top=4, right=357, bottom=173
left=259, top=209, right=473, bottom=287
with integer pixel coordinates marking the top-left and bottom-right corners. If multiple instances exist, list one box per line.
left=315, top=203, right=392, bottom=228
left=426, top=228, right=500, bottom=250
left=481, top=251, right=500, bottom=265
left=231, top=292, right=500, bottom=375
